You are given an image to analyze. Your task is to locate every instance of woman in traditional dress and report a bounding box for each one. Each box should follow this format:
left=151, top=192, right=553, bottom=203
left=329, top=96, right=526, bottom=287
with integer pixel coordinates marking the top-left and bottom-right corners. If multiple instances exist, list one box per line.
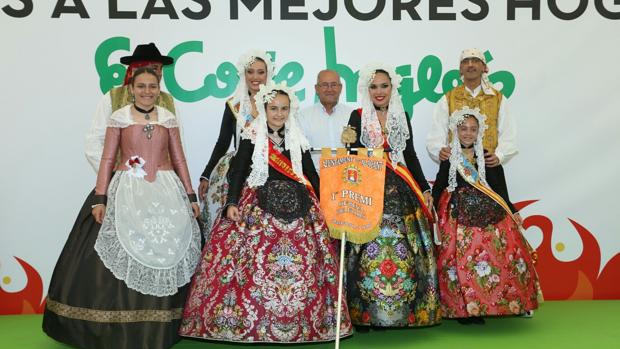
left=197, top=49, right=275, bottom=230
left=179, top=82, right=353, bottom=343
left=343, top=64, right=441, bottom=330
left=432, top=108, right=539, bottom=324
left=43, top=67, right=201, bottom=349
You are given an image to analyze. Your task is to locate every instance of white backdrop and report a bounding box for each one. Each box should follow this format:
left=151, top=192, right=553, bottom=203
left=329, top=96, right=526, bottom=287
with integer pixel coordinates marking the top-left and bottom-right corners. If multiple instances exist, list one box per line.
left=2, top=1, right=619, bottom=307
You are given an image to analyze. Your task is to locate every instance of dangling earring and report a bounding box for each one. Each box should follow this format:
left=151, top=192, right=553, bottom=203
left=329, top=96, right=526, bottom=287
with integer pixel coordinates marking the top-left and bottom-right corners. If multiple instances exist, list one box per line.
left=130, top=93, right=135, bottom=103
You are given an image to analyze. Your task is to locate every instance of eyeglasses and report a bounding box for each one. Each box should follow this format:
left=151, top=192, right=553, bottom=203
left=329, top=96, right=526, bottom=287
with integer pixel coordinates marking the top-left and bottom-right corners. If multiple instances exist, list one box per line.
left=317, top=82, right=341, bottom=89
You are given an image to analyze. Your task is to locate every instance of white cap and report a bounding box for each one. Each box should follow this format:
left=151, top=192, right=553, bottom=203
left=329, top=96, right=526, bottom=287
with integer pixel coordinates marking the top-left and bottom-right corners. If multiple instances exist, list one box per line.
left=460, top=48, right=486, bottom=64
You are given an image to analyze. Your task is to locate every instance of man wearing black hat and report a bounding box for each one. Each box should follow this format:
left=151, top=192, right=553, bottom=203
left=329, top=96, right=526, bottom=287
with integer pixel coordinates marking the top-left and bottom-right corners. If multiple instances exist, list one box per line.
left=85, top=42, right=177, bottom=172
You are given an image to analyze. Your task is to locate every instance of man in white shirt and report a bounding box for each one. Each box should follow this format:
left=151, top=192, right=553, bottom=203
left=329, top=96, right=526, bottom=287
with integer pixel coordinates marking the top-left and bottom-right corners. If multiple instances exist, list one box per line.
left=426, top=48, right=517, bottom=167
left=298, top=69, right=352, bottom=171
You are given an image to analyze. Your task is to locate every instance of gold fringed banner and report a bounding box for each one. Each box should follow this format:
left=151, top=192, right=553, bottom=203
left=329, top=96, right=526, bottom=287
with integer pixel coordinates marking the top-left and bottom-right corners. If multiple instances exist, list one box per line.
left=319, top=148, right=386, bottom=244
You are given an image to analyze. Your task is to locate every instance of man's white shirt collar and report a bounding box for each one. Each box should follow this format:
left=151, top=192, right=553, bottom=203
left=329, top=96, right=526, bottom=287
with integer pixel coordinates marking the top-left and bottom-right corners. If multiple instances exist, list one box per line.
left=319, top=102, right=340, bottom=115
left=465, top=85, right=482, bottom=97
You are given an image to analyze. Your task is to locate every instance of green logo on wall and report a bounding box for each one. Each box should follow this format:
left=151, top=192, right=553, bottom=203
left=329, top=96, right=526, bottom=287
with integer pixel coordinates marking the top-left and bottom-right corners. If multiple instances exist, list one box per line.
left=95, top=27, right=515, bottom=117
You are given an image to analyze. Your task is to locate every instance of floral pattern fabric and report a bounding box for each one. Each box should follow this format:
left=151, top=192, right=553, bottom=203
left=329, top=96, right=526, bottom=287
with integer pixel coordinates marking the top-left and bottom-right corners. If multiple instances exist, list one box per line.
left=200, top=152, right=234, bottom=235
left=436, top=185, right=539, bottom=318
left=346, top=170, right=442, bottom=327
left=180, top=183, right=352, bottom=343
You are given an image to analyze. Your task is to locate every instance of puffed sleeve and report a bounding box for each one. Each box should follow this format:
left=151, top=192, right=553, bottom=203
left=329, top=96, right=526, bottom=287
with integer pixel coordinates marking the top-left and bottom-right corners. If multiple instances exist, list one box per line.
left=200, top=103, right=237, bottom=180
left=426, top=95, right=449, bottom=163
left=85, top=92, right=113, bottom=173
left=95, top=127, right=121, bottom=199
left=495, top=98, right=518, bottom=165
left=168, top=126, right=197, bottom=202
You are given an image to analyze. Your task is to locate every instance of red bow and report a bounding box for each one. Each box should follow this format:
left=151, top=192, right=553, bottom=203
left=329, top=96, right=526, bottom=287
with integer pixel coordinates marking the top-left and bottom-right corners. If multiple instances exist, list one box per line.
left=129, top=157, right=141, bottom=167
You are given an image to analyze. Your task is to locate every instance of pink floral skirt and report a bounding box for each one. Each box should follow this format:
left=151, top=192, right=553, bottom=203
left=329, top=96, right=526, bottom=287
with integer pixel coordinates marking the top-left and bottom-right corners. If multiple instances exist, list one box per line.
left=435, top=188, right=539, bottom=318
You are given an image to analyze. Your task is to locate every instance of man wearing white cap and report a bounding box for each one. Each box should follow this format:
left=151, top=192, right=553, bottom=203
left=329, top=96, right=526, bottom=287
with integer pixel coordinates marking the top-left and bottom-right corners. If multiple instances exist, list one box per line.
left=426, top=48, right=517, bottom=167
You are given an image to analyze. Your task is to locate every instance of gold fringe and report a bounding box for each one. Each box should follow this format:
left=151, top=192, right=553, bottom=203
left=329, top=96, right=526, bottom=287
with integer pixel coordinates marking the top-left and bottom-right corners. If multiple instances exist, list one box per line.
left=328, top=221, right=382, bottom=244
left=45, top=297, right=183, bottom=323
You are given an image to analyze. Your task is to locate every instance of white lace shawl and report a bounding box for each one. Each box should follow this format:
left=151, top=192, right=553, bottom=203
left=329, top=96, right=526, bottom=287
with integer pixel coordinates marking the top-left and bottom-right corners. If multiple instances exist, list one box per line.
left=357, top=63, right=410, bottom=167
left=107, top=105, right=179, bottom=129
left=230, top=49, right=275, bottom=124
left=244, top=82, right=310, bottom=188
left=447, top=107, right=489, bottom=192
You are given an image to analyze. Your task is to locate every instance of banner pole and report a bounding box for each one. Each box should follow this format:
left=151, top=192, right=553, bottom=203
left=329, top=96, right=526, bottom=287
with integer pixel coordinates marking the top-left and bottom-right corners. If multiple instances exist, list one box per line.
left=334, top=231, right=346, bottom=349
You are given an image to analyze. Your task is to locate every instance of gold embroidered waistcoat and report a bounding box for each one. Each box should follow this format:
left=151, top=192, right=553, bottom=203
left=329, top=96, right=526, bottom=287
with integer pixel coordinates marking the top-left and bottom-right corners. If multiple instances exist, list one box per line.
left=110, top=85, right=176, bottom=114
left=447, top=85, right=503, bottom=152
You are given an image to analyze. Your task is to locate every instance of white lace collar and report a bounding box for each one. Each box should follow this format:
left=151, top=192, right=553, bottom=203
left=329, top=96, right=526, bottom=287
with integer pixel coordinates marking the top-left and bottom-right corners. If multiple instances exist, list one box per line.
left=108, top=105, right=178, bottom=129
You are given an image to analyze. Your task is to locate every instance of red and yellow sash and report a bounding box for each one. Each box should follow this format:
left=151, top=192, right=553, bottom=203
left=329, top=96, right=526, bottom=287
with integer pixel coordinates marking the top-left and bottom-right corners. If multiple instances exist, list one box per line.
left=457, top=159, right=538, bottom=266
left=385, top=153, right=435, bottom=223
left=268, top=141, right=315, bottom=195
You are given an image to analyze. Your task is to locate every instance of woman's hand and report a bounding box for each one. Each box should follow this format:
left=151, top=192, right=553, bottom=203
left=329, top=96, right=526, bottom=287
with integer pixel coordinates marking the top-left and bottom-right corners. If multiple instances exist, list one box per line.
left=191, top=203, right=200, bottom=218
left=423, top=191, right=433, bottom=209
left=226, top=205, right=241, bottom=222
left=92, top=205, right=106, bottom=224
left=198, top=179, right=209, bottom=201
left=341, top=126, right=357, bottom=145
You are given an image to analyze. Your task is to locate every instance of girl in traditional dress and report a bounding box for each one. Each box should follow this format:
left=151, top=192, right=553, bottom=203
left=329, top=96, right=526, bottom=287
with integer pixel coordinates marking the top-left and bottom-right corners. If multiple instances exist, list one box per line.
left=344, top=64, right=441, bottom=329
left=43, top=67, right=201, bottom=349
left=198, top=49, right=275, bottom=231
left=432, top=107, right=539, bottom=324
left=179, top=82, right=353, bottom=343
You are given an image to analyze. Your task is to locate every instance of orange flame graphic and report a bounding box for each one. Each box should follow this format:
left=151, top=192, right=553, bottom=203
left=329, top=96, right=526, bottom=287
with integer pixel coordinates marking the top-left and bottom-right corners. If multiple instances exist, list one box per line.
left=0, top=257, right=46, bottom=314
left=517, top=200, right=620, bottom=300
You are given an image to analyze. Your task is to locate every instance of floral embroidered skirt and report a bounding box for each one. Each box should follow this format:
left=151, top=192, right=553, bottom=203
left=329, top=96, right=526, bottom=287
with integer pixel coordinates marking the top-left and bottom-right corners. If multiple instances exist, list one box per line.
left=435, top=186, right=540, bottom=318
left=200, top=152, right=233, bottom=236
left=345, top=172, right=442, bottom=327
left=180, top=182, right=353, bottom=343
left=43, top=186, right=194, bottom=349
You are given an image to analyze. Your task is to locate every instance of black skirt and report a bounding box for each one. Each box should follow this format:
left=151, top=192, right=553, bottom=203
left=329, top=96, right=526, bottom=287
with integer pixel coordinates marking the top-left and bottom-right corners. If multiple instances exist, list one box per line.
left=42, top=189, right=190, bottom=349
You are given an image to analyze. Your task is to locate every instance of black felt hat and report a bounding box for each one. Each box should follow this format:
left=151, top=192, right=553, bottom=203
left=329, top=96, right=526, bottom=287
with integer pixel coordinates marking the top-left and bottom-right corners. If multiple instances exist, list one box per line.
left=120, top=43, right=173, bottom=65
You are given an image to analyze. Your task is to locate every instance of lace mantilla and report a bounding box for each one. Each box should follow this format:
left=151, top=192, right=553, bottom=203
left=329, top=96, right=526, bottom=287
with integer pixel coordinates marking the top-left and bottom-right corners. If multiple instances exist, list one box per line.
left=357, top=63, right=409, bottom=167
left=230, top=49, right=275, bottom=124
left=447, top=107, right=489, bottom=192
left=246, top=81, right=310, bottom=188
left=94, top=171, right=201, bottom=296
left=107, top=105, right=179, bottom=129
